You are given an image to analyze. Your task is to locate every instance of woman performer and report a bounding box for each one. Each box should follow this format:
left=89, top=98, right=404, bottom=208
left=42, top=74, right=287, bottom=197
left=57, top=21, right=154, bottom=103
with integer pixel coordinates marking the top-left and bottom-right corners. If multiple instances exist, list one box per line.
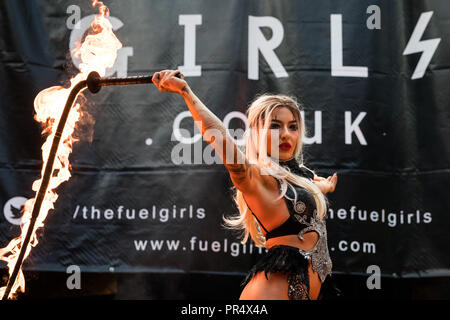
left=152, top=70, right=338, bottom=300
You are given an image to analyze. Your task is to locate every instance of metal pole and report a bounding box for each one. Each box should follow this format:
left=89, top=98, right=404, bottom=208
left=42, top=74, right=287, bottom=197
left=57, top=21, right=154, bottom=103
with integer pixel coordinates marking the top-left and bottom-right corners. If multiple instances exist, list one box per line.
left=2, top=71, right=167, bottom=299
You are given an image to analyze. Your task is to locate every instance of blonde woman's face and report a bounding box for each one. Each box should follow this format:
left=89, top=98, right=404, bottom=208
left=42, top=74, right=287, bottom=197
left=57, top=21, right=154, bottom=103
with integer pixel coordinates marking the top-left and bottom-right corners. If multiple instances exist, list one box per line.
left=265, top=106, right=299, bottom=161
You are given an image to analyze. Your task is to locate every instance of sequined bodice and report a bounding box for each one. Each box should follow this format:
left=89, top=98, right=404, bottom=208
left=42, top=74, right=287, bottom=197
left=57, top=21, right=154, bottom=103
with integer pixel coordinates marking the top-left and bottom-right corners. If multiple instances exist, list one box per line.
left=243, top=158, right=333, bottom=283
left=276, top=181, right=333, bottom=283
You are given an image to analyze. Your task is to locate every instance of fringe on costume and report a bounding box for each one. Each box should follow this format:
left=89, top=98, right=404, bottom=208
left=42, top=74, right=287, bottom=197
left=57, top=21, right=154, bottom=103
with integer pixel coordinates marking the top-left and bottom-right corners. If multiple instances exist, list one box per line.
left=241, top=245, right=311, bottom=300
left=241, top=245, right=342, bottom=300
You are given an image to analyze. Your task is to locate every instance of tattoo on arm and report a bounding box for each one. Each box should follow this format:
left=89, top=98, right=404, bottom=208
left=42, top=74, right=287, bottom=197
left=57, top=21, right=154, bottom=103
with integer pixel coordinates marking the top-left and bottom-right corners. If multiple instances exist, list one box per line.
left=227, top=159, right=253, bottom=185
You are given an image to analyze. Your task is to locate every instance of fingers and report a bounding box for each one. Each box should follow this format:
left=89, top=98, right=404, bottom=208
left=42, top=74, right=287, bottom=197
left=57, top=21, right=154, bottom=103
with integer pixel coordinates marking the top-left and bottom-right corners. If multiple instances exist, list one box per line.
left=152, top=74, right=166, bottom=92
left=327, top=174, right=337, bottom=183
left=152, top=70, right=167, bottom=86
left=314, top=173, right=337, bottom=182
left=152, top=71, right=165, bottom=89
left=160, top=70, right=171, bottom=84
left=327, top=173, right=337, bottom=180
left=171, top=69, right=184, bottom=79
left=152, top=69, right=184, bottom=92
left=330, top=173, right=338, bottom=192
left=151, top=72, right=160, bottom=86
left=157, top=70, right=169, bottom=91
left=322, top=173, right=338, bottom=193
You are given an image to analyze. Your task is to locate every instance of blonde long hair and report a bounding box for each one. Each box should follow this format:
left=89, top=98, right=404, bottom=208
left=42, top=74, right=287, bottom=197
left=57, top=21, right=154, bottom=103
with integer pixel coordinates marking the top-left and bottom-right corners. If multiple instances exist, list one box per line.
left=222, top=94, right=328, bottom=247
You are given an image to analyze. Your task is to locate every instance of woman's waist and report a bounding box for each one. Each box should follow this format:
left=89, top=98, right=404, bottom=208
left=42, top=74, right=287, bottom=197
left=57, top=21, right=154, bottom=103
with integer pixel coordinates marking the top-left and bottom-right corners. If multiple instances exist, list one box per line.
left=265, top=232, right=319, bottom=251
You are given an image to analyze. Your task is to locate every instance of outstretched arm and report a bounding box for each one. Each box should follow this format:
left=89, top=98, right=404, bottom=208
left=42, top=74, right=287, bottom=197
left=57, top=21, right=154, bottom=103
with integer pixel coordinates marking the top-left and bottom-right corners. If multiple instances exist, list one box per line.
left=152, top=70, right=260, bottom=193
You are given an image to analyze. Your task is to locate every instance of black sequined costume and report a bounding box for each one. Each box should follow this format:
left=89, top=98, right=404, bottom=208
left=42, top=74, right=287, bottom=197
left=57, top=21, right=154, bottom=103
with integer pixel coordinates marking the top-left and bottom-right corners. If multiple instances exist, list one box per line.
left=240, top=158, right=334, bottom=300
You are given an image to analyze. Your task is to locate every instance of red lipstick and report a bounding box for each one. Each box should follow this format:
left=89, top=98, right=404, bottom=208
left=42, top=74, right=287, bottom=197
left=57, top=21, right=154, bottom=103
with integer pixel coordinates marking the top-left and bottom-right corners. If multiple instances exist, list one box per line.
left=279, top=142, right=291, bottom=151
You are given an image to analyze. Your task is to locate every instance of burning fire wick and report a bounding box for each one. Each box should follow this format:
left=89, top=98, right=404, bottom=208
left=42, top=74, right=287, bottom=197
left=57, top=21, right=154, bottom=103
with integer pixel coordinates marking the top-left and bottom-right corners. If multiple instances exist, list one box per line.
left=1, top=71, right=179, bottom=300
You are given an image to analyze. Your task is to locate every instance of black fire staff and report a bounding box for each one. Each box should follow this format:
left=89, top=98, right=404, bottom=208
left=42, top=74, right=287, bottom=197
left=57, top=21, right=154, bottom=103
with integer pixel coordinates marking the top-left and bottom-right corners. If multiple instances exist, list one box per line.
left=1, top=71, right=178, bottom=300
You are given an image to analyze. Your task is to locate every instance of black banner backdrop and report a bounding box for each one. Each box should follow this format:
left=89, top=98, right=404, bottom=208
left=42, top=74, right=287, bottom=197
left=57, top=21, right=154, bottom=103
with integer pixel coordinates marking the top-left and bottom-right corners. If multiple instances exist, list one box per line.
left=0, top=0, right=449, bottom=281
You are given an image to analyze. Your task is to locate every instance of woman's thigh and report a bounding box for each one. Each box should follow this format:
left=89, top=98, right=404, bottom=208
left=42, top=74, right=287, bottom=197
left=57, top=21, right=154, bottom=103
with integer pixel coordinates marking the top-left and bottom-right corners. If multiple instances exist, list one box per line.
left=240, top=271, right=289, bottom=300
left=240, top=263, right=322, bottom=300
left=307, top=263, right=321, bottom=300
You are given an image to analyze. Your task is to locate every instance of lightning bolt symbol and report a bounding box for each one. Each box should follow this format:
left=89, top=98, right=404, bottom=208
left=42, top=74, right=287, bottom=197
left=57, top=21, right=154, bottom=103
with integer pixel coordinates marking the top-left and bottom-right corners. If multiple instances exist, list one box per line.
left=403, top=11, right=441, bottom=80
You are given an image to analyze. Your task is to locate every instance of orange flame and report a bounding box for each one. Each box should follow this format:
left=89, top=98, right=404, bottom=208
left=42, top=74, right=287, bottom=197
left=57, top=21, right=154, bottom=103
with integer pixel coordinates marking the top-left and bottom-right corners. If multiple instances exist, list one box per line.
left=0, top=0, right=122, bottom=299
